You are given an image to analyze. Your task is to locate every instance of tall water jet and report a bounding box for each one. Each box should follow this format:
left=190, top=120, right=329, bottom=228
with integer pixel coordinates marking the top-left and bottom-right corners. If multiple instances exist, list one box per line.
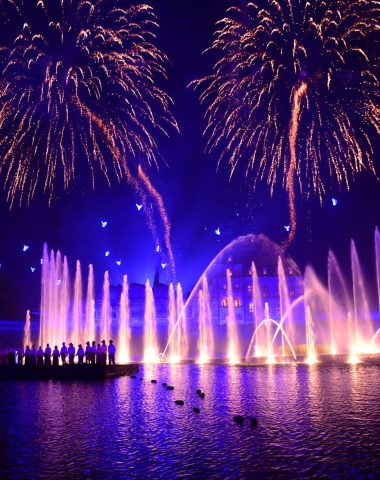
left=375, top=228, right=380, bottom=312
left=72, top=260, right=83, bottom=346
left=264, top=303, right=275, bottom=363
left=176, top=283, right=188, bottom=359
left=226, top=269, right=240, bottom=364
left=351, top=240, right=373, bottom=351
left=347, top=311, right=360, bottom=363
left=143, top=279, right=158, bottom=362
left=39, top=244, right=49, bottom=346
left=305, top=305, right=317, bottom=364
left=278, top=257, right=294, bottom=356
left=197, top=276, right=214, bottom=363
left=118, top=275, right=131, bottom=363
left=101, top=271, right=111, bottom=342
left=24, top=310, right=31, bottom=347
left=85, top=264, right=95, bottom=342
left=168, top=283, right=180, bottom=362
left=251, top=261, right=263, bottom=356
left=47, top=249, right=58, bottom=345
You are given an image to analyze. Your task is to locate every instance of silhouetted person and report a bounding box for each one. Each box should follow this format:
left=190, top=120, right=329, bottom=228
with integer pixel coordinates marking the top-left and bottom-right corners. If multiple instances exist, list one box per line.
left=44, top=344, right=52, bottom=366
left=68, top=343, right=75, bottom=364
left=108, top=340, right=116, bottom=365
left=100, top=340, right=107, bottom=365
left=77, top=344, right=85, bottom=364
left=96, top=344, right=101, bottom=365
left=25, top=346, right=31, bottom=366
left=17, top=344, right=24, bottom=365
left=52, top=346, right=59, bottom=366
left=30, top=345, right=36, bottom=366
left=60, top=342, right=68, bottom=364
left=8, top=346, right=16, bottom=366
left=85, top=342, right=92, bottom=364
left=36, top=346, right=44, bottom=367
left=91, top=341, right=97, bottom=364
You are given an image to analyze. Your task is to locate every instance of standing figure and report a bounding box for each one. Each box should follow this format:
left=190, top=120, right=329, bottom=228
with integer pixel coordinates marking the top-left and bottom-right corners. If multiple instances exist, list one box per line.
left=60, top=342, right=68, bottom=364
left=30, top=345, right=37, bottom=366
left=108, top=340, right=116, bottom=366
left=17, top=344, right=24, bottom=365
left=77, top=344, right=85, bottom=364
left=100, top=340, right=107, bottom=366
left=68, top=343, right=75, bottom=364
left=44, top=344, right=52, bottom=366
left=52, top=346, right=59, bottom=366
left=96, top=344, right=101, bottom=365
left=24, top=346, right=31, bottom=366
left=85, top=342, right=92, bottom=364
left=36, top=346, right=44, bottom=366
left=91, top=341, right=97, bottom=364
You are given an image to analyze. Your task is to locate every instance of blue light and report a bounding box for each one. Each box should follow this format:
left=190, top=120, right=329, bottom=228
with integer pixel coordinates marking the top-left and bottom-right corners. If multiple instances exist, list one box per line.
left=116, top=260, right=122, bottom=266
left=332, top=198, right=338, bottom=206
left=136, top=203, right=143, bottom=211
left=105, top=251, right=110, bottom=257
left=161, top=263, right=167, bottom=269
left=101, top=220, right=108, bottom=228
left=156, top=245, right=160, bottom=253
left=40, top=258, right=43, bottom=265
left=30, top=267, right=36, bottom=273
left=22, top=245, right=30, bottom=252
left=214, top=227, right=221, bottom=236
left=284, top=225, right=290, bottom=232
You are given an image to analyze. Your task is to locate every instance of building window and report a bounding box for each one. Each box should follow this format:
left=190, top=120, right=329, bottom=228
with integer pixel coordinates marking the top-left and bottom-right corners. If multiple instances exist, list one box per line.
left=234, top=298, right=240, bottom=307
left=262, top=287, right=269, bottom=298
left=248, top=284, right=252, bottom=293
left=234, top=284, right=239, bottom=289
left=223, top=284, right=227, bottom=290
left=289, top=288, right=295, bottom=298
left=222, top=297, right=228, bottom=307
left=249, top=302, right=254, bottom=313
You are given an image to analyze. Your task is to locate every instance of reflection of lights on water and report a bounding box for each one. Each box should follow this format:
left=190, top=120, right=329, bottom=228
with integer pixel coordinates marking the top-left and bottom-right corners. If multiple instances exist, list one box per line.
left=136, top=203, right=143, bottom=211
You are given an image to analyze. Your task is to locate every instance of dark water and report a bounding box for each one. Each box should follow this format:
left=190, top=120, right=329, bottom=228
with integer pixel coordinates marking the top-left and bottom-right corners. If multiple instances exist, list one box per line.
left=1, top=362, right=380, bottom=480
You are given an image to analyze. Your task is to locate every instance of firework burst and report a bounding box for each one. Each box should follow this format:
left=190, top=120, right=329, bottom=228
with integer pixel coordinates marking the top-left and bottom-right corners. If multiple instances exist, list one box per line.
left=0, top=0, right=177, bottom=274
left=193, top=0, right=380, bottom=243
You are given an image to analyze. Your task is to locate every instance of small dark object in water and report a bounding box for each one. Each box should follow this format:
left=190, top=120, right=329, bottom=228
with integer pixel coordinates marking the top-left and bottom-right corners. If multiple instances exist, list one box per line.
left=166, top=385, right=174, bottom=390
left=140, top=377, right=143, bottom=381
left=196, top=389, right=201, bottom=394
left=233, top=415, right=245, bottom=424
left=250, top=417, right=258, bottom=427
left=131, top=375, right=136, bottom=379
left=193, top=407, right=200, bottom=413
left=151, top=379, right=157, bottom=384
left=162, top=382, right=167, bottom=387
left=199, top=392, right=205, bottom=399
left=175, top=400, right=184, bottom=405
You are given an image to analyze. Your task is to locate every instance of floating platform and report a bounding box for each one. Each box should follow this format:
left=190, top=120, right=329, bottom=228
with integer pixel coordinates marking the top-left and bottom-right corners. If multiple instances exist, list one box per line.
left=0, top=363, right=139, bottom=381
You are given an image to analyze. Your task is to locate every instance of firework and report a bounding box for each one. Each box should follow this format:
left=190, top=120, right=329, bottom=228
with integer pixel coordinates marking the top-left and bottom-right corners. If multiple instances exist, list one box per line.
left=0, top=0, right=177, bottom=272
left=193, top=0, right=379, bottom=243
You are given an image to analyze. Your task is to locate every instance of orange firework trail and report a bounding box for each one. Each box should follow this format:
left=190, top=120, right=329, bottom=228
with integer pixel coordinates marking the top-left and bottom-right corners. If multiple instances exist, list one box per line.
left=286, top=82, right=307, bottom=246
left=193, top=0, right=379, bottom=245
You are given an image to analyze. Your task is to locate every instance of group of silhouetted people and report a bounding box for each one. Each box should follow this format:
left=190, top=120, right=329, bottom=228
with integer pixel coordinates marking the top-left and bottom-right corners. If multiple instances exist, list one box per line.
left=0, top=339, right=116, bottom=366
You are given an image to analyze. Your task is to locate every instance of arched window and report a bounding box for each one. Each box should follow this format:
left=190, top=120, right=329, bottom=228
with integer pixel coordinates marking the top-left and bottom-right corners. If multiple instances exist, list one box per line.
left=234, top=298, right=240, bottom=307
left=222, top=297, right=228, bottom=307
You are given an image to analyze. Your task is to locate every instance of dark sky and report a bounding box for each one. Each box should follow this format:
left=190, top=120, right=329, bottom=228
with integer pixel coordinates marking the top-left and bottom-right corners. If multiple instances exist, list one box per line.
left=0, top=0, right=379, bottom=316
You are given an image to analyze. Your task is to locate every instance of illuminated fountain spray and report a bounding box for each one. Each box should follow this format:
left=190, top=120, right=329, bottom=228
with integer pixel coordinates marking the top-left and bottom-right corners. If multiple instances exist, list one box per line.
left=347, top=311, right=360, bottom=363
left=197, top=276, right=214, bottom=363
left=72, top=260, right=83, bottom=347
left=85, top=264, right=95, bottom=342
left=305, top=305, right=317, bottom=364
left=226, top=269, right=240, bottom=364
left=176, top=283, right=188, bottom=359
left=59, top=257, right=70, bottom=346
left=264, top=303, right=275, bottom=364
left=168, top=283, right=180, bottom=362
left=351, top=241, right=373, bottom=352
left=376, top=228, right=380, bottom=312
left=24, top=310, right=31, bottom=347
left=101, top=271, right=111, bottom=342
left=143, top=279, right=159, bottom=362
left=278, top=257, right=294, bottom=356
left=118, top=275, right=131, bottom=363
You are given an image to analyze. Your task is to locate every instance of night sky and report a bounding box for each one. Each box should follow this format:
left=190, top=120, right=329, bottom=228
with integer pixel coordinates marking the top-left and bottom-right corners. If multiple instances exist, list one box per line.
left=0, top=0, right=379, bottom=317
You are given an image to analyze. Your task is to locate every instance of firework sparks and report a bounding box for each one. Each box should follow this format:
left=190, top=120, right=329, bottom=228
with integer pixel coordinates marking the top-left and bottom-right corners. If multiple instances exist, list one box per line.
left=0, top=0, right=177, bottom=273
left=193, top=0, right=379, bottom=243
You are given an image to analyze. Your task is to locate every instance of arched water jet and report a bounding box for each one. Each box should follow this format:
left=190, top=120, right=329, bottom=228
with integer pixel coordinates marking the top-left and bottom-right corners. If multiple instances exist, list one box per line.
left=245, top=318, right=297, bottom=361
